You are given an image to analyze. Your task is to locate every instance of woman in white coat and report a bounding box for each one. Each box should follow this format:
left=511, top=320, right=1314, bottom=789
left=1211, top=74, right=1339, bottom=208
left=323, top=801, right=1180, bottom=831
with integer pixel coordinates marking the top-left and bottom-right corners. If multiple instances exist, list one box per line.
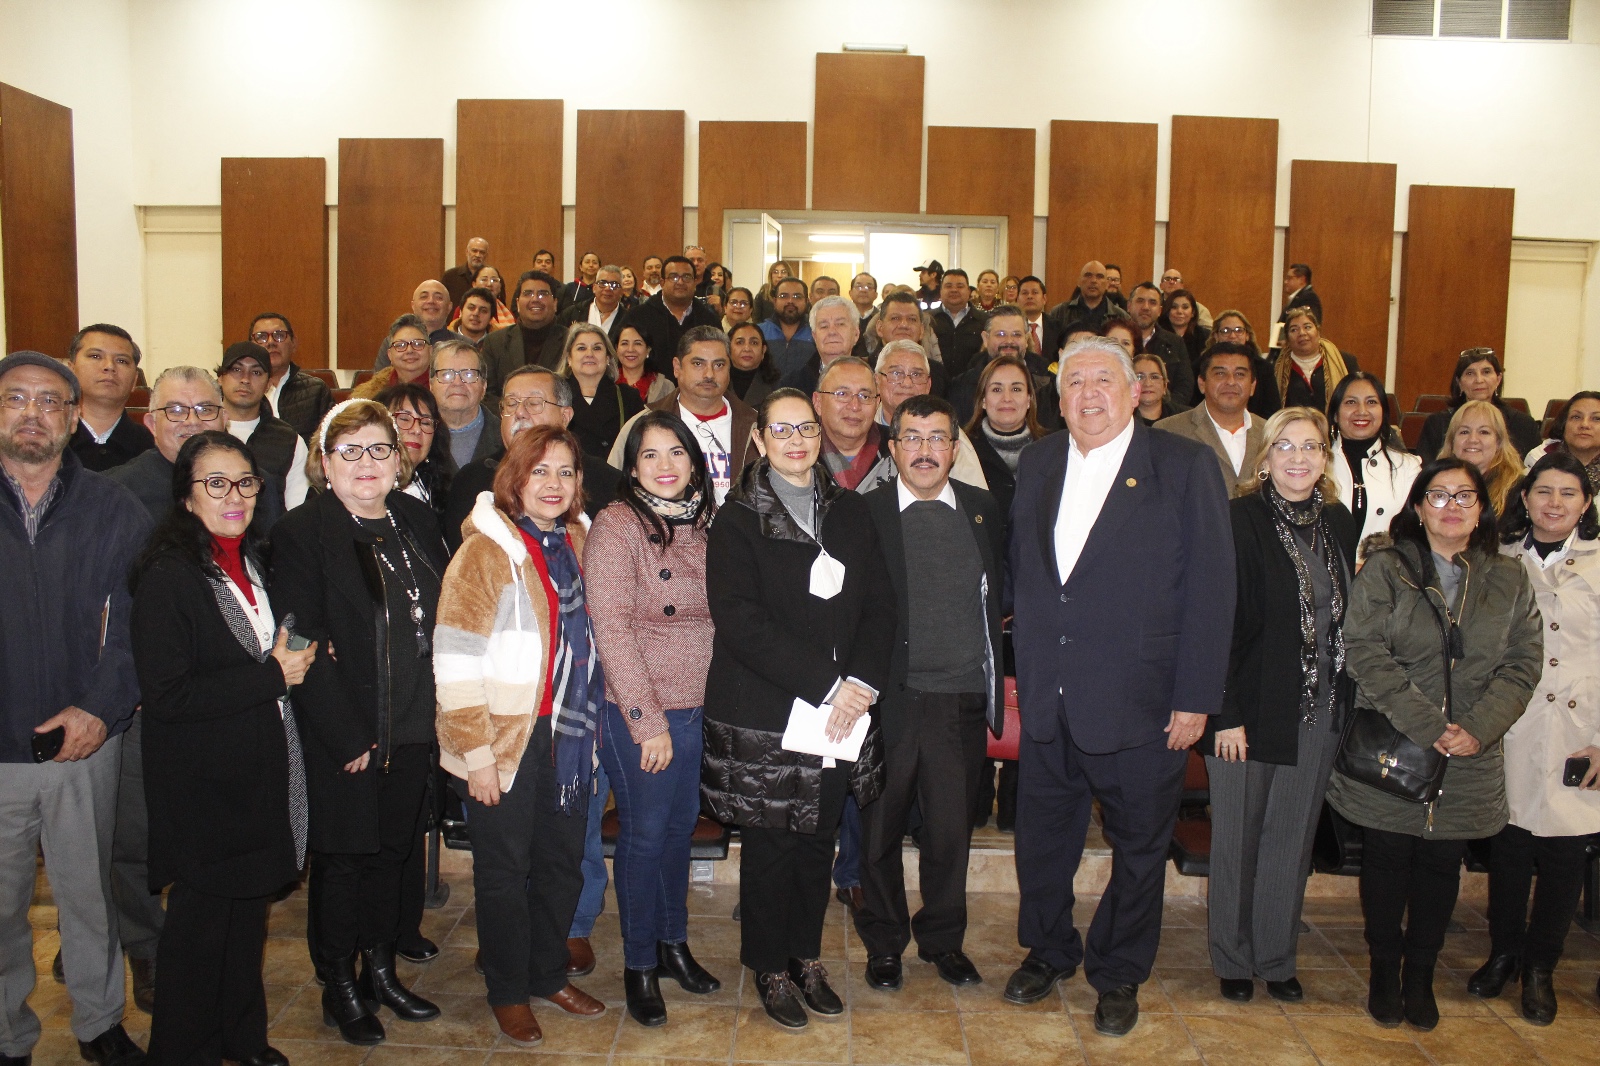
left=1327, top=372, right=1420, bottom=561
left=1469, top=451, right=1600, bottom=1025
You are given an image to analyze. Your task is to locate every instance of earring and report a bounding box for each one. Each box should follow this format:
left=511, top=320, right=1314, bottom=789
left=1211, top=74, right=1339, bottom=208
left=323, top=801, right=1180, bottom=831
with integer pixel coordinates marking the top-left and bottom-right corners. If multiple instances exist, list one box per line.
left=1258, top=470, right=1269, bottom=481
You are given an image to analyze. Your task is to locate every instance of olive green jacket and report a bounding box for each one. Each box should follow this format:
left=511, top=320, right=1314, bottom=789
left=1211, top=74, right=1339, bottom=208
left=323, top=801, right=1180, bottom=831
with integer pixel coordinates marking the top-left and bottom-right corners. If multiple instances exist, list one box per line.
left=1326, top=539, right=1543, bottom=838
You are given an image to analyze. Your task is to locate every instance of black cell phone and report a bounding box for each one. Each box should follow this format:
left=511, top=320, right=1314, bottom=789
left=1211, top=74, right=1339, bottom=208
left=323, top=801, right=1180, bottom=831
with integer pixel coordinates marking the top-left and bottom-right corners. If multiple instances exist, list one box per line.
left=31, top=726, right=65, bottom=764
left=1564, top=756, right=1591, bottom=788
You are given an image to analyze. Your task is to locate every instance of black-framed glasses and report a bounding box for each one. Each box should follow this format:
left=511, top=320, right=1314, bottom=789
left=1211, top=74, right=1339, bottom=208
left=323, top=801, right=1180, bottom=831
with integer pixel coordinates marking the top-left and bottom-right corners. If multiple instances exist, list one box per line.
left=431, top=368, right=482, bottom=384
left=892, top=432, right=953, bottom=452
left=765, top=421, right=821, bottom=440
left=388, top=338, right=429, bottom=354
left=1423, top=488, right=1480, bottom=509
left=328, top=442, right=398, bottom=462
left=249, top=329, right=291, bottom=344
left=392, top=411, right=435, bottom=430
left=193, top=474, right=264, bottom=499
left=153, top=402, right=222, bottom=422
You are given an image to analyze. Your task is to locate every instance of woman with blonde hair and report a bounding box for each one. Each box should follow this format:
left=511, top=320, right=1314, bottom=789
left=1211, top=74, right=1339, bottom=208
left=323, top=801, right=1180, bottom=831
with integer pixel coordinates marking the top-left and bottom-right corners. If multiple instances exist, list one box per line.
left=1439, top=399, right=1524, bottom=515
left=556, top=322, right=644, bottom=459
left=1274, top=306, right=1358, bottom=413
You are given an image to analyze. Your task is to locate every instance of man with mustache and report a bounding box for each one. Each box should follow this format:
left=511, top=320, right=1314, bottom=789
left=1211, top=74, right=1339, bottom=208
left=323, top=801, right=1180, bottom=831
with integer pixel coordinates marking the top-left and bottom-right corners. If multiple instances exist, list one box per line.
left=1155, top=344, right=1264, bottom=497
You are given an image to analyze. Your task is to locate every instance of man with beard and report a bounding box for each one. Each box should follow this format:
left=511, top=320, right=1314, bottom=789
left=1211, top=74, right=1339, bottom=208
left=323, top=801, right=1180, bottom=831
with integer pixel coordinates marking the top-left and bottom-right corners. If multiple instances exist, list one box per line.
left=1126, top=282, right=1196, bottom=407
left=948, top=304, right=1060, bottom=430
left=757, top=277, right=815, bottom=381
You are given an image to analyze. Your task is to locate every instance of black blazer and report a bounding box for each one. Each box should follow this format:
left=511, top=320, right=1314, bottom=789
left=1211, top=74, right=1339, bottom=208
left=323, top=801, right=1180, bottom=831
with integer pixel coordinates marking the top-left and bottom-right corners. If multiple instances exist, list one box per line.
left=1143, top=327, right=1197, bottom=408
left=1008, top=422, right=1236, bottom=754
left=929, top=306, right=990, bottom=382
left=268, top=490, right=446, bottom=854
left=1208, top=493, right=1358, bottom=765
left=864, top=478, right=1007, bottom=738
left=566, top=376, right=645, bottom=459
left=620, top=294, right=723, bottom=381
left=556, top=299, right=627, bottom=346
left=1280, top=285, right=1323, bottom=328
left=131, top=552, right=300, bottom=898
left=964, top=429, right=1025, bottom=542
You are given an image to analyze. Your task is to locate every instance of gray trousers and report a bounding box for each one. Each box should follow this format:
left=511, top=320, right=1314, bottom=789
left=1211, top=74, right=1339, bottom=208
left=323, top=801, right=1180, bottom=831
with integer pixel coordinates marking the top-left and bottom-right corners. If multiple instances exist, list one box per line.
left=0, top=735, right=126, bottom=1052
left=111, top=715, right=163, bottom=960
left=1205, top=719, right=1340, bottom=981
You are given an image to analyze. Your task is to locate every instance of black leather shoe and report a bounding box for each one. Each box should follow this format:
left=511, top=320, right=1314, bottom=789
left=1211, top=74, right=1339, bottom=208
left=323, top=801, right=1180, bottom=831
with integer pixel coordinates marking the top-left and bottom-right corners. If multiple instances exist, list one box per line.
left=624, top=967, right=667, bottom=1027
left=1094, top=985, right=1140, bottom=1037
left=77, top=1025, right=144, bottom=1066
left=1219, top=977, right=1254, bottom=1002
left=395, top=936, right=439, bottom=964
left=865, top=954, right=903, bottom=991
left=918, top=950, right=981, bottom=987
left=1521, top=967, right=1557, bottom=1026
left=1004, top=955, right=1071, bottom=1005
left=757, top=972, right=808, bottom=1029
left=1266, top=977, right=1303, bottom=1002
left=1401, top=958, right=1439, bottom=1031
left=128, top=956, right=156, bottom=1015
left=788, top=958, right=843, bottom=1016
left=1467, top=953, right=1520, bottom=998
left=229, top=1048, right=289, bottom=1066
left=321, top=953, right=384, bottom=1046
left=357, top=942, right=440, bottom=1021
left=657, top=940, right=721, bottom=994
left=835, top=886, right=864, bottom=912
left=1367, top=959, right=1403, bottom=1027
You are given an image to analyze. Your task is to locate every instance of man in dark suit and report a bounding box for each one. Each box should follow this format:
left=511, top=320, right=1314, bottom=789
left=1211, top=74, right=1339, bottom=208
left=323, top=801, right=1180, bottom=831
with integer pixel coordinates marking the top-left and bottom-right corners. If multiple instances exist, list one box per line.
left=1002, top=336, right=1235, bottom=1036
left=442, top=237, right=489, bottom=307
left=856, top=394, right=1006, bottom=993
left=480, top=270, right=565, bottom=398
left=619, top=256, right=721, bottom=382
left=1127, top=282, right=1197, bottom=407
left=63, top=323, right=154, bottom=472
left=1278, top=264, right=1322, bottom=330
left=555, top=264, right=628, bottom=345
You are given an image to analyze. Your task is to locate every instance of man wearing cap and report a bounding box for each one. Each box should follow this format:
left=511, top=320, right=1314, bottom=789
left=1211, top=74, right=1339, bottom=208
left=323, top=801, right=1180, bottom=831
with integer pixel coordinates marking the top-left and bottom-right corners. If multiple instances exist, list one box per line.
left=915, top=261, right=944, bottom=310
left=217, top=342, right=309, bottom=508
left=0, top=351, right=153, bottom=1066
left=63, top=324, right=154, bottom=473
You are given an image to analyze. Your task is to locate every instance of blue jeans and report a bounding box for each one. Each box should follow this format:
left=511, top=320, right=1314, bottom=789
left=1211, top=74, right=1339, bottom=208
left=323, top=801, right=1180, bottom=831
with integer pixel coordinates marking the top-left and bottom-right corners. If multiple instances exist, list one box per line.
left=597, top=703, right=704, bottom=970
left=567, top=758, right=610, bottom=938
left=833, top=795, right=861, bottom=889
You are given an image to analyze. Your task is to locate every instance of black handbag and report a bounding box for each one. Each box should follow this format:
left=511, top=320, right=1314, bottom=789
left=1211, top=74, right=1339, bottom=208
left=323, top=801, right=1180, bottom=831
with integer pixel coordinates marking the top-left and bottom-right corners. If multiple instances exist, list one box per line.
left=1334, top=549, right=1456, bottom=804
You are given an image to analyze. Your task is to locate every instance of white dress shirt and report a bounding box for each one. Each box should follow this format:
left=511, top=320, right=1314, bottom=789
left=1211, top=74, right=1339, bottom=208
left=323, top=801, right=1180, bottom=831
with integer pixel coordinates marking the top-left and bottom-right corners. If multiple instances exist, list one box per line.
left=896, top=477, right=958, bottom=512
left=1207, top=408, right=1253, bottom=476
left=587, top=301, right=619, bottom=334
left=1054, top=419, right=1135, bottom=585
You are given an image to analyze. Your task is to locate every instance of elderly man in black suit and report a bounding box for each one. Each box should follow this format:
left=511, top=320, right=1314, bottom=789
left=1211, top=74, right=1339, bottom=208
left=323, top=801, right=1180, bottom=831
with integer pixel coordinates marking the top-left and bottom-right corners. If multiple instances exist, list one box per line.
left=1002, top=336, right=1235, bottom=1036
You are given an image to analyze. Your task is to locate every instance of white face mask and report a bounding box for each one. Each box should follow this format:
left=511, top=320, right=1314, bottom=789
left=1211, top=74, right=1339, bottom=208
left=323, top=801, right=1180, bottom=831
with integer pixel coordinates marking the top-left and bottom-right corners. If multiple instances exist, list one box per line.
left=809, top=548, right=845, bottom=600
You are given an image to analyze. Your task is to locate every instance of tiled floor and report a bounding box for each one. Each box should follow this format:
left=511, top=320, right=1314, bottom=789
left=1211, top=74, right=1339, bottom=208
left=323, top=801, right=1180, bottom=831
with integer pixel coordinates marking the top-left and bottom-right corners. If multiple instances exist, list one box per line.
left=22, top=860, right=1600, bottom=1065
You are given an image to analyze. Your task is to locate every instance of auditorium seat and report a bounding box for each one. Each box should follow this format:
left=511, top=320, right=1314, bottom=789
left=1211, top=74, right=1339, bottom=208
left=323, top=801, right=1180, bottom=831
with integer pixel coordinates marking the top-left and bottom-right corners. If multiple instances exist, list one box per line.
left=1504, top=396, right=1531, bottom=416
left=331, top=388, right=352, bottom=404
left=1414, top=394, right=1450, bottom=414
left=309, top=368, right=338, bottom=389
left=352, top=369, right=375, bottom=388
left=1385, top=394, right=1401, bottom=426
left=1169, top=818, right=1211, bottom=877
left=1545, top=398, right=1565, bottom=422
left=601, top=810, right=732, bottom=860
left=129, top=386, right=150, bottom=408
left=1182, top=748, right=1209, bottom=803
left=125, top=407, right=146, bottom=421
left=1400, top=411, right=1429, bottom=450
left=1312, top=802, right=1363, bottom=875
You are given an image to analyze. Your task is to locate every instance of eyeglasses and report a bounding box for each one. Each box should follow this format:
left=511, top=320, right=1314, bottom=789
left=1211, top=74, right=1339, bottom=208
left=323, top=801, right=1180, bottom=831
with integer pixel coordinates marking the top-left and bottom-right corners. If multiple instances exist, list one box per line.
left=1134, top=371, right=1167, bottom=383
left=520, top=290, right=554, bottom=302
left=1270, top=440, right=1328, bottom=454
left=388, top=338, right=429, bottom=354
left=893, top=432, right=953, bottom=452
left=1423, top=489, right=1481, bottom=509
left=988, top=329, right=1027, bottom=341
left=501, top=395, right=552, bottom=416
left=878, top=368, right=929, bottom=385
left=193, top=474, right=264, bottom=499
left=153, top=402, right=222, bottom=422
left=1, top=393, right=73, bottom=414
left=663, top=272, right=695, bottom=284
left=1214, top=326, right=1249, bottom=337
left=249, top=330, right=291, bottom=344
left=765, top=421, right=821, bottom=440
left=392, top=411, right=435, bottom=430
left=431, top=368, right=482, bottom=384
left=820, top=388, right=877, bottom=406
left=593, top=280, right=621, bottom=291
left=328, top=442, right=398, bottom=462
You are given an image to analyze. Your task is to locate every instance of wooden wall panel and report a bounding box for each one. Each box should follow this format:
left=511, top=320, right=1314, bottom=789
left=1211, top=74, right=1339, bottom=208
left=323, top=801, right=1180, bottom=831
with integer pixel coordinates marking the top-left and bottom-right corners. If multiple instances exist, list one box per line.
left=1286, top=160, right=1396, bottom=366
left=0, top=83, right=77, bottom=356
left=812, top=53, right=924, bottom=213
left=221, top=158, right=328, bottom=367
left=336, top=138, right=443, bottom=368
left=1046, top=120, right=1157, bottom=300
left=456, top=99, right=562, bottom=278
left=697, top=121, right=806, bottom=262
left=575, top=111, right=684, bottom=280
left=1165, top=115, right=1279, bottom=331
left=926, top=127, right=1035, bottom=278
left=1396, top=185, right=1514, bottom=411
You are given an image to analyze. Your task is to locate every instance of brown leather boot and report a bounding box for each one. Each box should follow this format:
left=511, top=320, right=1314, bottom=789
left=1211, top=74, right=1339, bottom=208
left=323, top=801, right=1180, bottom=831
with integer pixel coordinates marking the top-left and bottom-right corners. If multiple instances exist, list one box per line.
left=565, top=937, right=596, bottom=977
left=491, top=1003, right=543, bottom=1046
left=540, top=983, right=607, bottom=1017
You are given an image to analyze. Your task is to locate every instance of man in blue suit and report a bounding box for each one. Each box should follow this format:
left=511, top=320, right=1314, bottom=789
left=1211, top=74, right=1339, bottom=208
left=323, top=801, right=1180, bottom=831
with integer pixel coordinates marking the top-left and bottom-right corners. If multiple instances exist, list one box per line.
left=1002, top=336, right=1235, bottom=1036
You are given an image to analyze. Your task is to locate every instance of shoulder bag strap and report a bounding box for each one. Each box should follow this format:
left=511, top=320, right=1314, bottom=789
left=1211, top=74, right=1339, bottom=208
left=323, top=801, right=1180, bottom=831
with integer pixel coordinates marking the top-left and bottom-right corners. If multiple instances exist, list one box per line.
left=1386, top=548, right=1454, bottom=724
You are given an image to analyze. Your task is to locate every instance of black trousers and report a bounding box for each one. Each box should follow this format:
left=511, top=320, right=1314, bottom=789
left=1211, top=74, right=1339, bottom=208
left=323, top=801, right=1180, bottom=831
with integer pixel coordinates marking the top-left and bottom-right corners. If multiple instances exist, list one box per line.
left=310, top=743, right=430, bottom=961
left=1487, top=823, right=1589, bottom=970
left=459, top=717, right=587, bottom=1005
left=974, top=758, right=1018, bottom=828
left=739, top=766, right=848, bottom=975
left=1014, top=712, right=1187, bottom=992
left=857, top=690, right=986, bottom=957
left=1358, top=826, right=1467, bottom=965
left=147, top=883, right=270, bottom=1066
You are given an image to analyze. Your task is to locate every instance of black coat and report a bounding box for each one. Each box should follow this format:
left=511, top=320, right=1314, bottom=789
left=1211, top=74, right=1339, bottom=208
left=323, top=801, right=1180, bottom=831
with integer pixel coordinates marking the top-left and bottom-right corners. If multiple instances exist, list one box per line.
left=132, top=552, right=300, bottom=897
left=1143, top=327, right=1198, bottom=408
left=929, top=306, right=989, bottom=383
left=620, top=294, right=723, bottom=381
left=1207, top=493, right=1359, bottom=765
left=69, top=414, right=153, bottom=472
left=1280, top=285, right=1323, bottom=328
left=556, top=299, right=627, bottom=345
left=267, top=491, right=446, bottom=854
left=1416, top=400, right=1544, bottom=461
left=1281, top=350, right=1359, bottom=411
left=964, top=429, right=1026, bottom=541
left=863, top=479, right=1007, bottom=739
left=701, top=461, right=895, bottom=833
left=566, top=376, right=645, bottom=458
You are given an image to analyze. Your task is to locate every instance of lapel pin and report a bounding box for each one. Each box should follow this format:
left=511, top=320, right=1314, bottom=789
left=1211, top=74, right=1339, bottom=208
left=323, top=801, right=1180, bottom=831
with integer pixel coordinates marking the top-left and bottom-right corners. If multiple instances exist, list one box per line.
left=1126, top=478, right=1137, bottom=487
left=974, top=515, right=983, bottom=523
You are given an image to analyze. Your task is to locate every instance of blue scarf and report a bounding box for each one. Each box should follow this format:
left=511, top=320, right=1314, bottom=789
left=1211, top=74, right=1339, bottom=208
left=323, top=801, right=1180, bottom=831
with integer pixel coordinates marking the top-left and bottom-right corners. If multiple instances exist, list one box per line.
left=516, top=517, right=603, bottom=815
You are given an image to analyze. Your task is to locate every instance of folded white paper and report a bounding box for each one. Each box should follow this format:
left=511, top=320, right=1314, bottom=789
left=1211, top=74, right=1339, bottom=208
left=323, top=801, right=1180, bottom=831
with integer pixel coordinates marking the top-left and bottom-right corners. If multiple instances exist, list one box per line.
left=809, top=550, right=845, bottom=599
left=781, top=697, right=869, bottom=761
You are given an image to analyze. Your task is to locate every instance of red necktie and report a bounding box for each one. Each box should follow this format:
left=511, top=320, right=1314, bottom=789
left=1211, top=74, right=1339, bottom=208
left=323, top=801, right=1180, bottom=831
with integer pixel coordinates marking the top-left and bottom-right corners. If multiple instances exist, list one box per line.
left=1030, top=322, right=1041, bottom=353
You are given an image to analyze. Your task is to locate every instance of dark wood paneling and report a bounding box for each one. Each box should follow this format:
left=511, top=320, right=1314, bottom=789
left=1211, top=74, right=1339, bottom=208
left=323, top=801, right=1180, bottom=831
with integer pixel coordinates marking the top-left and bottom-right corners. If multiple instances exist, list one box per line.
left=0, top=83, right=77, bottom=356
left=1286, top=160, right=1396, bottom=366
left=926, top=126, right=1035, bottom=278
left=1397, top=185, right=1514, bottom=411
left=456, top=99, right=562, bottom=277
left=221, top=158, right=328, bottom=367
left=1046, top=120, right=1157, bottom=298
left=575, top=110, right=684, bottom=280
left=812, top=53, right=924, bottom=213
left=697, top=121, right=806, bottom=261
left=336, top=138, right=443, bottom=368
left=1166, top=115, right=1279, bottom=331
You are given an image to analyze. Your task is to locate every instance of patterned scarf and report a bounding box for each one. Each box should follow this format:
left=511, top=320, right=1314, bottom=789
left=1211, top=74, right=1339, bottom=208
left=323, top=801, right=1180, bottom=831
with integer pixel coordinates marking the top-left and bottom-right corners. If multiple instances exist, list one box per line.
left=205, top=569, right=308, bottom=868
left=640, top=486, right=702, bottom=522
left=1263, top=482, right=1346, bottom=725
left=516, top=517, right=603, bottom=815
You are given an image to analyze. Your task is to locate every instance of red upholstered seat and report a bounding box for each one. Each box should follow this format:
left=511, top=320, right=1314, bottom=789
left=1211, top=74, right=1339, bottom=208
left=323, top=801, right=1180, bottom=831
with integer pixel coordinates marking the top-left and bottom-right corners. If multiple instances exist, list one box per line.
left=987, top=678, right=1022, bottom=760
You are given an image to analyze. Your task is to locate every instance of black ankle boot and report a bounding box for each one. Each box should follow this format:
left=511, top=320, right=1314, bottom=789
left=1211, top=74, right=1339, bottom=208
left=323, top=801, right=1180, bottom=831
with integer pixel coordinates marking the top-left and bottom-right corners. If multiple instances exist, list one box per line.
left=625, top=967, right=668, bottom=1027
left=321, top=953, right=385, bottom=1046
left=1401, top=957, right=1439, bottom=1031
left=357, top=942, right=441, bottom=1021
left=1466, top=952, right=1520, bottom=998
left=1367, top=958, right=1403, bottom=1027
left=657, top=941, right=721, bottom=994
left=1521, top=967, right=1557, bottom=1026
